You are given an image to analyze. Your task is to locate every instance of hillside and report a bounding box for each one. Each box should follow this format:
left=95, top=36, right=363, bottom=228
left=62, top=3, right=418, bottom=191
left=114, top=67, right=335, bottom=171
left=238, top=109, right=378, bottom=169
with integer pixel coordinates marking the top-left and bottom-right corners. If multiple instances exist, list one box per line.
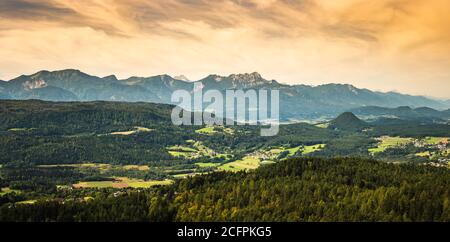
left=329, top=112, right=368, bottom=131
left=0, top=100, right=449, bottom=222
left=1, top=157, right=448, bottom=222
left=350, top=106, right=450, bottom=122
left=0, top=99, right=173, bottom=134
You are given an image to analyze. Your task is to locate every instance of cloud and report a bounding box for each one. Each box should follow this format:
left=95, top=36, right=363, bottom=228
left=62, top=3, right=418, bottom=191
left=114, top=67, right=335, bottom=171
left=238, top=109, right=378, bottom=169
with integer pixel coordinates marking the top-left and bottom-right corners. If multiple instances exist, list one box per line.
left=0, top=0, right=123, bottom=35
left=0, top=0, right=449, bottom=98
left=0, top=0, right=75, bottom=19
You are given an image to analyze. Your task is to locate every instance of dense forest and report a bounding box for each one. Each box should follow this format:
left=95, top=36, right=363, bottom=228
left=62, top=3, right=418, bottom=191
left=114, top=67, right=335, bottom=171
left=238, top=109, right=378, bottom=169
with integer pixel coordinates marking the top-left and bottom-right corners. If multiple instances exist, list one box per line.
left=1, top=158, right=449, bottom=222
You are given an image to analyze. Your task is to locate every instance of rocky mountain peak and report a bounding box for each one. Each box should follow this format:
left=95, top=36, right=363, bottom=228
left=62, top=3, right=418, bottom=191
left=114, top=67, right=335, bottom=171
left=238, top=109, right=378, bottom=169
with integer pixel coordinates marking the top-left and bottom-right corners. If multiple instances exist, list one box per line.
left=174, top=75, right=190, bottom=82
left=228, top=72, right=265, bottom=83
left=23, top=79, right=48, bottom=90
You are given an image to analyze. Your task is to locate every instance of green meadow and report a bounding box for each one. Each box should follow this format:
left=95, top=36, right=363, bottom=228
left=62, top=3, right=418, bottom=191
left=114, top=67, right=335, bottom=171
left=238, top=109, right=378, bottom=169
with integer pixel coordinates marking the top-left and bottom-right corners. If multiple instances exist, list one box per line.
left=195, top=162, right=220, bottom=168
left=0, top=187, right=21, bottom=196
left=195, top=126, right=216, bottom=134
left=218, top=157, right=260, bottom=172
left=369, top=136, right=413, bottom=154
left=301, top=144, right=326, bottom=155
left=72, top=177, right=173, bottom=189
left=424, top=137, right=448, bottom=145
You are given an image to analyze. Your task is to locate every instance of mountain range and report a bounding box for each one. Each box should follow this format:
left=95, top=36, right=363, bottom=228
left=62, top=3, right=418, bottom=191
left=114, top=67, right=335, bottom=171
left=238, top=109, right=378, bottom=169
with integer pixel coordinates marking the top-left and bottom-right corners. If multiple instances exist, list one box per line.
left=1, top=69, right=449, bottom=121
left=349, top=106, right=450, bottom=124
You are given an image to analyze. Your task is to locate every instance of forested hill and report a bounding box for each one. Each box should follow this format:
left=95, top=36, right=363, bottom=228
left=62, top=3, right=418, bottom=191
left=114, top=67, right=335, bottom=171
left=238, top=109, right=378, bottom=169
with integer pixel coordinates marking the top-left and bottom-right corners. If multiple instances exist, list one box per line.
left=0, top=100, right=174, bottom=134
left=2, top=157, right=449, bottom=222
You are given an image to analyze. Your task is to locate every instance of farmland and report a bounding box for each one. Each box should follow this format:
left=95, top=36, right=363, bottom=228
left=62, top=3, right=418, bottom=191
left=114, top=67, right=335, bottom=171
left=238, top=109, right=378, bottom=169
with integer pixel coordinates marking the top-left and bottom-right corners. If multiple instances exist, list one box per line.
left=369, top=136, right=413, bottom=154
left=218, top=157, right=260, bottom=172
left=195, top=126, right=234, bottom=135
left=195, top=126, right=216, bottom=134
left=38, top=163, right=150, bottom=172
left=167, top=140, right=230, bottom=160
left=267, top=144, right=326, bottom=157
left=424, top=137, right=449, bottom=145
left=366, top=136, right=449, bottom=165
left=301, top=144, right=326, bottom=155
left=0, top=187, right=20, bottom=196
left=195, top=162, right=220, bottom=168
left=217, top=144, right=326, bottom=172
left=109, top=126, right=154, bottom=135
left=72, top=177, right=173, bottom=189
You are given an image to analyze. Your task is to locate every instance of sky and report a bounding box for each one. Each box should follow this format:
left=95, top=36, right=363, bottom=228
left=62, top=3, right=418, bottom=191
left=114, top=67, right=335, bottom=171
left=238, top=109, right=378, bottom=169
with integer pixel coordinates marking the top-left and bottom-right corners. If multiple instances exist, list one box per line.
left=0, top=0, right=449, bottom=98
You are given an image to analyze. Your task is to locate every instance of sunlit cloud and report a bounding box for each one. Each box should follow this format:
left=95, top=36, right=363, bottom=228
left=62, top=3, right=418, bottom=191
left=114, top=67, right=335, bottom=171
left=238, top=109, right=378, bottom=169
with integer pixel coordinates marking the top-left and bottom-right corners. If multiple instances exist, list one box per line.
left=0, top=0, right=449, bottom=98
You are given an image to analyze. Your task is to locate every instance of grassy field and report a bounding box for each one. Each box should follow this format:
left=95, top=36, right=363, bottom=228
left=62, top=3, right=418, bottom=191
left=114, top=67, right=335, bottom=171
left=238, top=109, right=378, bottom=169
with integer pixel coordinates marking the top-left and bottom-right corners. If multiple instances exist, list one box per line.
left=38, top=163, right=151, bottom=174
left=122, top=165, right=150, bottom=171
left=167, top=145, right=197, bottom=152
left=110, top=126, right=154, bottom=136
left=369, top=136, right=413, bottom=154
left=211, top=143, right=325, bottom=173
left=173, top=172, right=209, bottom=178
left=195, top=126, right=235, bottom=135
left=315, top=123, right=329, bottom=129
left=218, top=157, right=260, bottom=172
left=424, top=137, right=449, bottom=145
left=260, top=160, right=276, bottom=165
left=168, top=151, right=191, bottom=158
left=444, top=149, right=450, bottom=156
left=195, top=126, right=216, bottom=134
left=0, top=187, right=21, bottom=196
left=222, top=127, right=235, bottom=135
left=285, top=146, right=302, bottom=156
left=195, top=162, right=220, bottom=168
left=38, top=163, right=110, bottom=168
left=8, top=128, right=36, bottom=132
left=167, top=145, right=198, bottom=158
left=267, top=144, right=325, bottom=157
left=167, top=141, right=229, bottom=160
left=301, top=144, right=326, bottom=155
left=38, top=163, right=112, bottom=170
left=16, top=200, right=37, bottom=205
left=267, top=147, right=283, bottom=155
left=72, top=177, right=173, bottom=189
left=415, top=151, right=431, bottom=157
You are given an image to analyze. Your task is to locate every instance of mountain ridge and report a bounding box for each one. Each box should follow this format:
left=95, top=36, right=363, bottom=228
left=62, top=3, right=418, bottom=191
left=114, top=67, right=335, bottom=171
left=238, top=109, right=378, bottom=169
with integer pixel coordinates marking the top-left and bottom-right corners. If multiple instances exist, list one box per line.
left=1, top=69, right=449, bottom=120
left=349, top=105, right=450, bottom=125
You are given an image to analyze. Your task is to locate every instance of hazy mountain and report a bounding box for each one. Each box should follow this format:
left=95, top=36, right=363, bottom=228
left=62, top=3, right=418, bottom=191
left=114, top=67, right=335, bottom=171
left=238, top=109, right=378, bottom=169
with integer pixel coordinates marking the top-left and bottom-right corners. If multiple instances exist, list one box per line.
left=1, top=69, right=449, bottom=120
left=282, top=84, right=450, bottom=119
left=199, top=72, right=280, bottom=90
left=445, top=99, right=450, bottom=106
left=350, top=106, right=450, bottom=123
left=329, top=112, right=368, bottom=131
left=121, top=75, right=191, bottom=103
left=4, top=70, right=160, bottom=103
left=0, top=80, right=12, bottom=99
left=21, top=86, right=78, bottom=101
left=196, top=73, right=448, bottom=120
left=0, top=92, right=9, bottom=99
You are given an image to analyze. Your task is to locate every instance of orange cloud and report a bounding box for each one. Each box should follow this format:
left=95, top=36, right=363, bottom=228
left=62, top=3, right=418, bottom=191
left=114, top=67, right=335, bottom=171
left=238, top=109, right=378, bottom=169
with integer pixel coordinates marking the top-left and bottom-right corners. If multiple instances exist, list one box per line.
left=0, top=0, right=449, bottom=98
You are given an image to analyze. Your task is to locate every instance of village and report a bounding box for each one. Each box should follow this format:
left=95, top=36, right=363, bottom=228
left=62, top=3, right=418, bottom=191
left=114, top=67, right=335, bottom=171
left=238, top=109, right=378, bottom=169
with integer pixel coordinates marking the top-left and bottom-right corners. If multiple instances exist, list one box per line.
left=412, top=137, right=449, bottom=167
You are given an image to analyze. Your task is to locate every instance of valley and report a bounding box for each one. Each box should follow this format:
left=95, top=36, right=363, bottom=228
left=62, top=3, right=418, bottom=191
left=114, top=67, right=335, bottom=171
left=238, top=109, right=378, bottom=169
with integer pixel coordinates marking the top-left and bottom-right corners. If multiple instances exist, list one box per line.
left=0, top=100, right=449, bottom=221
left=2, top=0, right=450, bottom=225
